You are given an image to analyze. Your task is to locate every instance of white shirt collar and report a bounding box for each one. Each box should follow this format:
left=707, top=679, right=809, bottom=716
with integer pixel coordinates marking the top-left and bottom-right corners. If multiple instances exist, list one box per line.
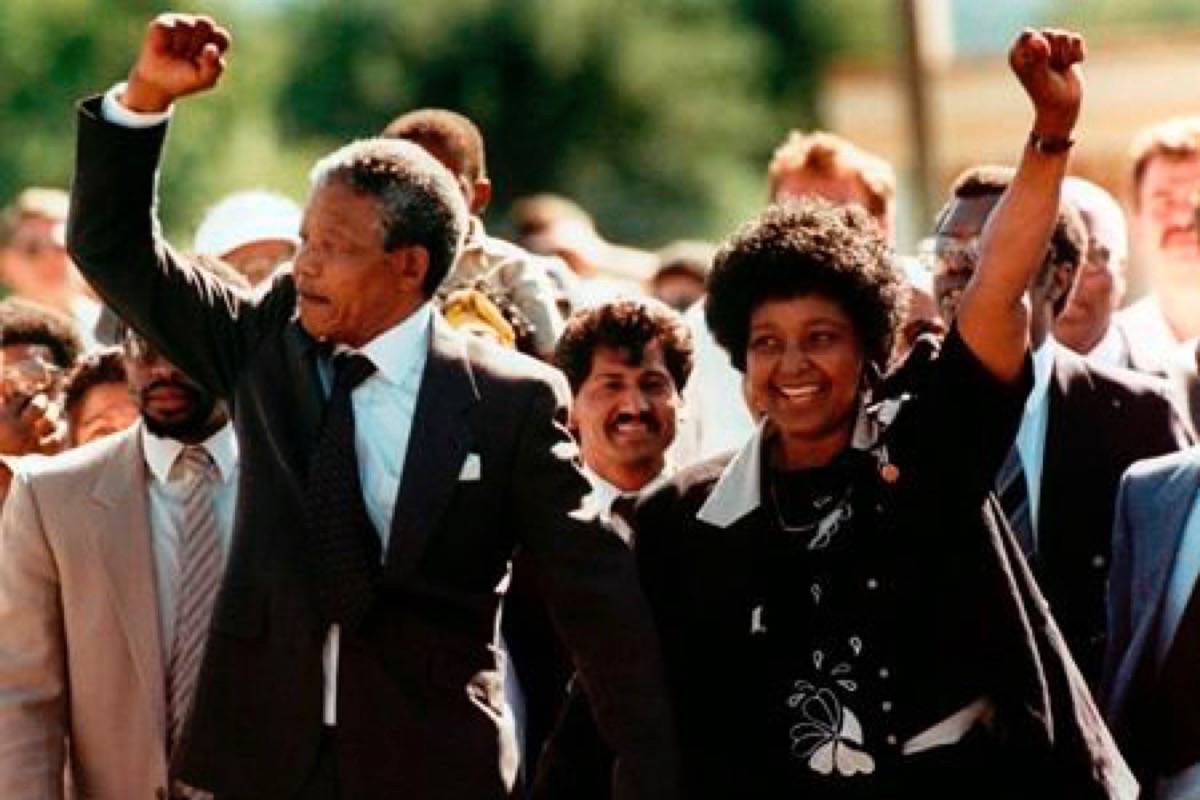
left=696, top=380, right=899, bottom=531
left=582, top=463, right=672, bottom=510
left=582, top=463, right=673, bottom=543
left=141, top=421, right=239, bottom=485
left=347, top=303, right=433, bottom=386
left=696, top=420, right=768, bottom=529
left=1027, top=337, right=1057, bottom=417
left=1084, top=323, right=1126, bottom=368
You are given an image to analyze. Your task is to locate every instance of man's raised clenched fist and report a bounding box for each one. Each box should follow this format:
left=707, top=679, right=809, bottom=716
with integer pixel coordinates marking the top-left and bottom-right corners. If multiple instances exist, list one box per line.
left=122, top=13, right=232, bottom=113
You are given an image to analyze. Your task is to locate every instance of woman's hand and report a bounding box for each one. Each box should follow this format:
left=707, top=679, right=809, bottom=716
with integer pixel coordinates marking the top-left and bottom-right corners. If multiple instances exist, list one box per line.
left=1010, top=28, right=1085, bottom=140
left=954, top=28, right=1086, bottom=384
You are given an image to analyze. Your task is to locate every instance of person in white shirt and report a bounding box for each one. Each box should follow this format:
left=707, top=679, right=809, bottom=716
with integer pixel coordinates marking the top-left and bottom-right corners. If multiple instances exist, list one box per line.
left=0, top=318, right=238, bottom=800
left=508, top=297, right=693, bottom=796
left=1114, top=116, right=1200, bottom=364
left=558, top=298, right=693, bottom=518
left=1053, top=177, right=1139, bottom=369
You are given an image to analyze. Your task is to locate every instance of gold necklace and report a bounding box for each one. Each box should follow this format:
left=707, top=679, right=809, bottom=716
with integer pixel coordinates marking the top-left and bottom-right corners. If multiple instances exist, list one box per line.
left=768, top=475, right=854, bottom=544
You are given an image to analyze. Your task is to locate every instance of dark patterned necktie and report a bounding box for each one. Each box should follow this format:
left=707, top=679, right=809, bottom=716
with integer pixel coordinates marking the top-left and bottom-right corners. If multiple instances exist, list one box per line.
left=995, top=445, right=1035, bottom=558
left=304, top=352, right=381, bottom=629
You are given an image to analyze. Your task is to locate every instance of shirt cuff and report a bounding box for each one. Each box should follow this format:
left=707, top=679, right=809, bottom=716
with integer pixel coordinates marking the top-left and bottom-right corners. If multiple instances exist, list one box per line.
left=100, top=82, right=173, bottom=128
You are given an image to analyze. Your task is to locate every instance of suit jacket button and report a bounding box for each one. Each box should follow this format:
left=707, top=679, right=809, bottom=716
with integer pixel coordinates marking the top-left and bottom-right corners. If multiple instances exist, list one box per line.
left=1092, top=555, right=1106, bottom=568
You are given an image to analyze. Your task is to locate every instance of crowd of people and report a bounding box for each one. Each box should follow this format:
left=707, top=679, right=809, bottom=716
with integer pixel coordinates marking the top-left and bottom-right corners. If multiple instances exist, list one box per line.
left=0, top=12, right=1198, bottom=800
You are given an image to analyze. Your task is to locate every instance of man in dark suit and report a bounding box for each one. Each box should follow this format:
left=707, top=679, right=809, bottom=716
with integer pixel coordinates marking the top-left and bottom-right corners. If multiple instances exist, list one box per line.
left=1102, top=449, right=1200, bottom=798
left=66, top=13, right=677, bottom=800
left=931, top=166, right=1192, bottom=686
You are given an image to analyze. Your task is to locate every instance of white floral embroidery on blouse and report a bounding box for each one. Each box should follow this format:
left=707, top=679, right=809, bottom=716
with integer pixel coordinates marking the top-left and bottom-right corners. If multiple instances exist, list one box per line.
left=787, top=643, right=876, bottom=777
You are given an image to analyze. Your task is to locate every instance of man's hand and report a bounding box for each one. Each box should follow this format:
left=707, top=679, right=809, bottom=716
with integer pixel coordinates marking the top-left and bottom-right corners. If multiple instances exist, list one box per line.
left=122, top=13, right=231, bottom=113
left=1009, top=28, right=1085, bottom=139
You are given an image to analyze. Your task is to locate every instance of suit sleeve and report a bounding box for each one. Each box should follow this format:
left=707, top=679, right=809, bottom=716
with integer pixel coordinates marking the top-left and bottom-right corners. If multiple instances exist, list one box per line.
left=67, top=97, right=279, bottom=399
left=510, top=376, right=679, bottom=800
left=1099, top=469, right=1136, bottom=718
left=0, top=470, right=67, bottom=799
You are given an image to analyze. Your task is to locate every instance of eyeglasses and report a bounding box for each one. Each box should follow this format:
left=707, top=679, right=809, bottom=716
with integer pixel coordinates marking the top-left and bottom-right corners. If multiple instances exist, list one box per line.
left=0, top=357, right=63, bottom=401
left=919, top=235, right=981, bottom=276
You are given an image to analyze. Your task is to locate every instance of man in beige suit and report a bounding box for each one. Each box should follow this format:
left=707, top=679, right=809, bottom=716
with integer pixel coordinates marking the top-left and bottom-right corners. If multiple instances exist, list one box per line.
left=0, top=321, right=237, bottom=800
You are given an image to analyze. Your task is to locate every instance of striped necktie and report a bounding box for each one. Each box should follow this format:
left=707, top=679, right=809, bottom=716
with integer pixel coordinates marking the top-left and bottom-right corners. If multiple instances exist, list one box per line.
left=166, top=446, right=224, bottom=799
left=995, top=445, right=1035, bottom=558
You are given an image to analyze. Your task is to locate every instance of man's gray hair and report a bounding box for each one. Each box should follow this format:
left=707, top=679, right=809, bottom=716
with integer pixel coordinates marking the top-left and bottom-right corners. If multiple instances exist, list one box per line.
left=309, top=138, right=469, bottom=296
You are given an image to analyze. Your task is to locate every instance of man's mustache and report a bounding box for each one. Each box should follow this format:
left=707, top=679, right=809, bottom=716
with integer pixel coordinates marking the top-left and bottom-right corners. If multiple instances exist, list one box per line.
left=608, top=411, right=661, bottom=433
left=141, top=378, right=202, bottom=401
left=1161, top=224, right=1196, bottom=247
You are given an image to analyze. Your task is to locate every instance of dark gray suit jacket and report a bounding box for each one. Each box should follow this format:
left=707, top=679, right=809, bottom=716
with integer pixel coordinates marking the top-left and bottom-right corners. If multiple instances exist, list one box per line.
left=67, top=98, right=678, bottom=799
left=1032, top=348, right=1190, bottom=685
left=1101, top=448, right=1200, bottom=785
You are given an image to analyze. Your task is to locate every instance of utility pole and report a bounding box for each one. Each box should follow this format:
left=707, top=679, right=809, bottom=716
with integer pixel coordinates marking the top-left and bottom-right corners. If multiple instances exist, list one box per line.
left=899, top=0, right=951, bottom=230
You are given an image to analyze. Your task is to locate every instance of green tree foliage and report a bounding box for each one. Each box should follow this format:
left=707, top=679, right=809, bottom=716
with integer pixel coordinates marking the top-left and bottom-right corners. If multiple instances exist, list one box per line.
left=0, top=1, right=841, bottom=247
left=277, top=0, right=838, bottom=244
left=0, top=0, right=318, bottom=240
left=0, top=2, right=199, bottom=234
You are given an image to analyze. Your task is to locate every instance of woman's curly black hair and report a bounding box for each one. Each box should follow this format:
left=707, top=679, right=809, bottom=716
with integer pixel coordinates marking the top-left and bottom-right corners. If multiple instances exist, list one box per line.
left=704, top=199, right=906, bottom=372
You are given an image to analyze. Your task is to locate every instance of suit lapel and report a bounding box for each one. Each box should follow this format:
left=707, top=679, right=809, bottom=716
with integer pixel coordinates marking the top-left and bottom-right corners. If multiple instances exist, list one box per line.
left=84, top=424, right=168, bottom=743
left=1131, top=459, right=1199, bottom=640
left=1037, top=350, right=1087, bottom=535
left=385, top=317, right=478, bottom=580
left=1108, top=456, right=1200, bottom=723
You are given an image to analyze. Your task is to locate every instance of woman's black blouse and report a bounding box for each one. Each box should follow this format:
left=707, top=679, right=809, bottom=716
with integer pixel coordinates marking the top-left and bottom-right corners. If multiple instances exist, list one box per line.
left=634, top=327, right=1032, bottom=797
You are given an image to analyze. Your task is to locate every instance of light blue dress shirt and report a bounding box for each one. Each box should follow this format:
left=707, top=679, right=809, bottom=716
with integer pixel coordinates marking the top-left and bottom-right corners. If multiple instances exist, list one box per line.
left=319, top=303, right=431, bottom=545
left=318, top=303, right=432, bottom=725
left=1013, top=338, right=1056, bottom=546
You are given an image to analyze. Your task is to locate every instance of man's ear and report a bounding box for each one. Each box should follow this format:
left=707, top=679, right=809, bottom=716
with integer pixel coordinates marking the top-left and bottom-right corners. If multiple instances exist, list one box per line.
left=471, top=178, right=492, bottom=215
left=390, top=246, right=430, bottom=294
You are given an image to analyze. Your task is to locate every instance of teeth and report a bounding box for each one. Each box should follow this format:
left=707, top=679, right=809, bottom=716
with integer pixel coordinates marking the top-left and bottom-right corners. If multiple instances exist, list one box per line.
left=778, top=386, right=820, bottom=399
